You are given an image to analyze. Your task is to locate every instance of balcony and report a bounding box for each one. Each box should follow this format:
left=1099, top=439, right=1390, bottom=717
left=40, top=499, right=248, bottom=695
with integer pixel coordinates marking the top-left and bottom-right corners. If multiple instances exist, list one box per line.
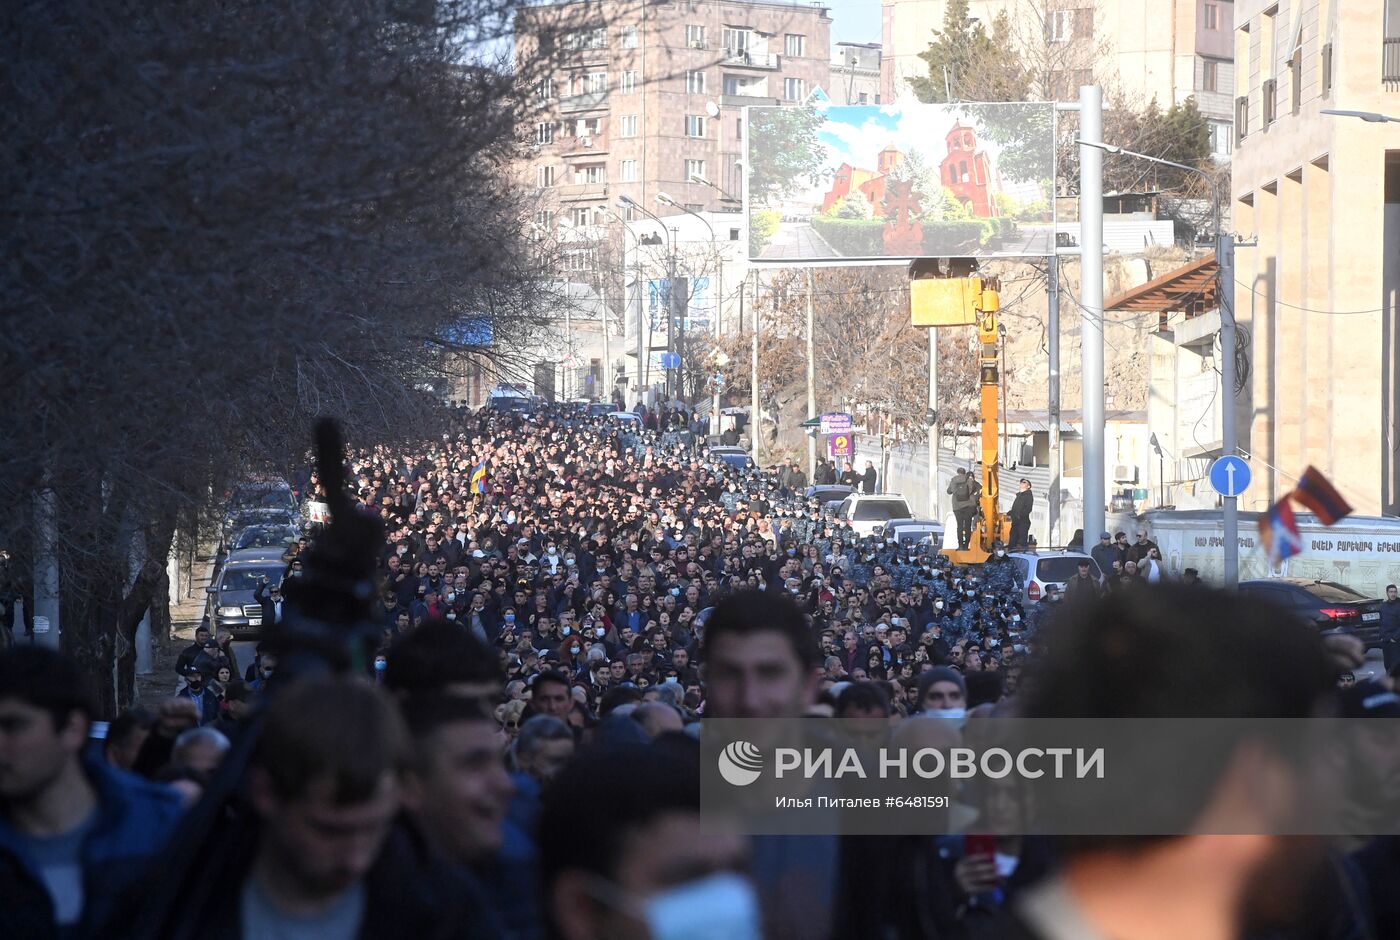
left=557, top=183, right=608, bottom=202
left=563, top=133, right=608, bottom=154
left=559, top=91, right=609, bottom=113
left=1386, top=39, right=1400, bottom=83
left=721, top=94, right=780, bottom=107
left=720, top=49, right=779, bottom=70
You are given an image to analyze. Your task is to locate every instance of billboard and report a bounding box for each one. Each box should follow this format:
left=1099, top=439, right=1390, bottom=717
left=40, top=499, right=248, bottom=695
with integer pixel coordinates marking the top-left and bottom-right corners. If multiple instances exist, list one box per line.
left=745, top=102, right=1056, bottom=263
left=628, top=276, right=712, bottom=350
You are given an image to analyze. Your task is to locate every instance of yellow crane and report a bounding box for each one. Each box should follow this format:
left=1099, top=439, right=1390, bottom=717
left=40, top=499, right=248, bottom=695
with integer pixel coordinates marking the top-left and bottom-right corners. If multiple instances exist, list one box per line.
left=910, top=269, right=1012, bottom=565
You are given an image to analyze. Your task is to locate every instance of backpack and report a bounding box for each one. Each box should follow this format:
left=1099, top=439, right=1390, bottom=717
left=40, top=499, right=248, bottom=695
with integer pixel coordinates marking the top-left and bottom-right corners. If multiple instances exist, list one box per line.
left=952, top=478, right=971, bottom=502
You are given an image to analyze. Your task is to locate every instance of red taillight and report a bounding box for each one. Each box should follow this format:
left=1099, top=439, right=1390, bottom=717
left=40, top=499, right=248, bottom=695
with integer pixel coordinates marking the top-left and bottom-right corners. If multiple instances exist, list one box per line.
left=1319, top=607, right=1359, bottom=620
left=1027, top=581, right=1041, bottom=600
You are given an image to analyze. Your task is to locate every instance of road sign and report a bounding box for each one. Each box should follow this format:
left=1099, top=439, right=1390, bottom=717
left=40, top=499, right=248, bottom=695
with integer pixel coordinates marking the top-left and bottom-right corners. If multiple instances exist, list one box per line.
left=661, top=351, right=681, bottom=369
left=828, top=432, right=855, bottom=458
left=1209, top=455, right=1252, bottom=498
left=819, top=412, right=853, bottom=435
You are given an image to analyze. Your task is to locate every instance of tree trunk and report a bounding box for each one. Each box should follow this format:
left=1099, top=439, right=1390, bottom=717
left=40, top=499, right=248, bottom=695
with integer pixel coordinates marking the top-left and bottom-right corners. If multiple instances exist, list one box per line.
left=114, top=516, right=175, bottom=711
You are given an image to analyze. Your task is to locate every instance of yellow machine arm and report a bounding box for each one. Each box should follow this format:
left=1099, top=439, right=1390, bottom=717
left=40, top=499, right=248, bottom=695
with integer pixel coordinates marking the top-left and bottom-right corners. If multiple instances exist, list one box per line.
left=908, top=271, right=1011, bottom=565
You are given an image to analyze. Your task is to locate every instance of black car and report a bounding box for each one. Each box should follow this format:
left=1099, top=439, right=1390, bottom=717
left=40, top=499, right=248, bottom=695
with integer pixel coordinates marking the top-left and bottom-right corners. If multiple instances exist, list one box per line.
left=1238, top=578, right=1385, bottom=647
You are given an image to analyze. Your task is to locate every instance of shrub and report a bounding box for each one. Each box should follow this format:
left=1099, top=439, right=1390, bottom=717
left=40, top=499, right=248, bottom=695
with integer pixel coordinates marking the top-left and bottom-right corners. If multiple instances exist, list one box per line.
left=810, top=218, right=884, bottom=256
left=749, top=209, right=780, bottom=256
left=919, top=221, right=986, bottom=254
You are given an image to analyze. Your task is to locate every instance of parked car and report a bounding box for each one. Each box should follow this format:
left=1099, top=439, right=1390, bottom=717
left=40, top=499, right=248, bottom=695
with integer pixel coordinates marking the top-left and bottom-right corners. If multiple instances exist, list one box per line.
left=206, top=548, right=288, bottom=638
left=878, top=518, right=945, bottom=549
left=709, top=446, right=754, bottom=470
left=588, top=402, right=613, bottom=418
left=608, top=411, right=642, bottom=426
left=838, top=493, right=913, bottom=538
left=804, top=484, right=855, bottom=503
left=1237, top=578, right=1385, bottom=647
left=1007, top=551, right=1104, bottom=604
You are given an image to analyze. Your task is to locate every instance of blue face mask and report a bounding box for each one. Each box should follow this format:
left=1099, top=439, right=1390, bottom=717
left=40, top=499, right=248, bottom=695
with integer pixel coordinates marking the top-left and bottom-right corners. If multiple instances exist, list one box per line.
left=928, top=707, right=967, bottom=726
left=638, top=873, right=762, bottom=940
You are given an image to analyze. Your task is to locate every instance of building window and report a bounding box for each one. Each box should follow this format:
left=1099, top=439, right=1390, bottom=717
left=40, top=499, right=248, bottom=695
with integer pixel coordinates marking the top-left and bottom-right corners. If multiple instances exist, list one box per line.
left=858, top=92, right=868, bottom=104
left=534, top=210, right=555, bottom=229
left=1204, top=2, right=1219, bottom=30
left=1047, top=9, right=1073, bottom=42
left=686, top=69, right=706, bottom=94
left=722, top=27, right=751, bottom=54
left=584, top=72, right=608, bottom=95
left=619, top=114, right=638, bottom=137
left=619, top=25, right=637, bottom=49
left=1202, top=59, right=1219, bottom=93
left=1208, top=121, right=1232, bottom=156
left=537, top=78, right=556, bottom=101
left=586, top=27, right=606, bottom=49
left=570, top=207, right=595, bottom=227
left=785, top=34, right=806, bottom=57
left=575, top=164, right=606, bottom=184
left=622, top=204, right=638, bottom=221
left=685, top=114, right=706, bottom=137
left=684, top=159, right=706, bottom=180
left=959, top=160, right=969, bottom=182
left=784, top=77, right=805, bottom=101
left=535, top=122, right=556, bottom=144
left=620, top=70, right=638, bottom=94
left=620, top=159, right=637, bottom=182
left=686, top=24, right=706, bottom=49
left=537, top=165, right=556, bottom=187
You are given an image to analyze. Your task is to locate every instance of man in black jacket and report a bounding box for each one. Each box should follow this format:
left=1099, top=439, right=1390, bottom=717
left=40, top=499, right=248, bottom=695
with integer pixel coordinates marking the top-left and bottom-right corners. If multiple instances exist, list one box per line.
left=251, top=576, right=285, bottom=629
left=1008, top=478, right=1034, bottom=549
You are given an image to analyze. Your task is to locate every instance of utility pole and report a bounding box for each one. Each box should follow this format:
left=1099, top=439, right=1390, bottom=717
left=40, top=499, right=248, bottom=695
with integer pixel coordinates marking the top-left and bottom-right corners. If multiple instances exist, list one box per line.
left=1078, top=84, right=1106, bottom=550
left=600, top=282, right=611, bottom=404
left=668, top=229, right=679, bottom=400
left=751, top=275, right=761, bottom=464
left=1219, top=233, right=1239, bottom=586
left=1047, top=254, right=1061, bottom=546
left=927, top=327, right=939, bottom=521
left=806, top=268, right=816, bottom=482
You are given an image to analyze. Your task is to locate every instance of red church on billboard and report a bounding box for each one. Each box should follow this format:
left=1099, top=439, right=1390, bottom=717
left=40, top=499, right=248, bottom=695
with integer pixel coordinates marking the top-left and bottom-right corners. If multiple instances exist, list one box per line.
left=821, top=143, right=903, bottom=214
left=940, top=122, right=999, bottom=218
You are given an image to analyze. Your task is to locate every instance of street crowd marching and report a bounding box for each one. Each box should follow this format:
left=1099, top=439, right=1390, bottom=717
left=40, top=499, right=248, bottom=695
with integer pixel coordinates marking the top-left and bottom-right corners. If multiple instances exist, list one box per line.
left=2, top=403, right=1400, bottom=940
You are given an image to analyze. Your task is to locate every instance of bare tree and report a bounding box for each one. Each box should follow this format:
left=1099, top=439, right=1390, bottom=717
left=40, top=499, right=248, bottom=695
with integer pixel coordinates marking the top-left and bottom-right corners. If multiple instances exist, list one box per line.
left=1, top=0, right=560, bottom=713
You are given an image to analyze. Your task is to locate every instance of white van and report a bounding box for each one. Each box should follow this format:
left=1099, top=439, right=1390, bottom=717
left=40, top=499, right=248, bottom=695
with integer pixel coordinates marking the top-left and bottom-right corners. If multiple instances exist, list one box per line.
left=839, top=493, right=913, bottom=538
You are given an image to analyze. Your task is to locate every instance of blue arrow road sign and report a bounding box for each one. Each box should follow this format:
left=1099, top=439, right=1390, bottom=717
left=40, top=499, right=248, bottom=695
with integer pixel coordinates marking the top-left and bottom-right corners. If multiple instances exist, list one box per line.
left=1208, top=455, right=1252, bottom=498
left=661, top=352, right=681, bottom=369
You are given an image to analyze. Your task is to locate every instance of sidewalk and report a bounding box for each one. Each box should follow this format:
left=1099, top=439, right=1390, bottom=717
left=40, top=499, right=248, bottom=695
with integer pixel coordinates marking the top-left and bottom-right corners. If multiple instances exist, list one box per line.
left=134, top=548, right=216, bottom=705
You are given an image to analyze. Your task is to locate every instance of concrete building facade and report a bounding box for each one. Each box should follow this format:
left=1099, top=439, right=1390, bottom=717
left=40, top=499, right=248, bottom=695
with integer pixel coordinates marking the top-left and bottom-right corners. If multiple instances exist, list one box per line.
left=516, top=0, right=832, bottom=230
left=1232, top=0, right=1400, bottom=516
left=832, top=41, right=883, bottom=104
left=879, top=0, right=1237, bottom=158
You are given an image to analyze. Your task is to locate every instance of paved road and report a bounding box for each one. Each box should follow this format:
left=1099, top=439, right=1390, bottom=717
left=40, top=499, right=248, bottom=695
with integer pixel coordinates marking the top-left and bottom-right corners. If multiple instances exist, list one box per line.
left=759, top=222, right=839, bottom=260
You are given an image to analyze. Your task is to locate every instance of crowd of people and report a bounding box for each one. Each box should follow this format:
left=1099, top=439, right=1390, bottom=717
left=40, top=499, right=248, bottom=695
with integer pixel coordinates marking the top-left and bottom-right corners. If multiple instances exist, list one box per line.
left=1, top=402, right=1398, bottom=940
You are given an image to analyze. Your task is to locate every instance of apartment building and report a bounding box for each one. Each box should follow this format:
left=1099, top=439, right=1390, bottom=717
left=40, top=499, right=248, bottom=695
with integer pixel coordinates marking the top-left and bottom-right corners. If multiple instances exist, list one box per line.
left=879, top=0, right=1237, bottom=158
left=832, top=41, right=883, bottom=104
left=1231, top=0, right=1400, bottom=517
left=516, top=0, right=832, bottom=231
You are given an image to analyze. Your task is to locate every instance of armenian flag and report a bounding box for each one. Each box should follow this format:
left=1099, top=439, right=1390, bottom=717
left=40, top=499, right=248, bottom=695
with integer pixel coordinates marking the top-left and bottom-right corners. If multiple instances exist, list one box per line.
left=471, top=461, right=488, bottom=494
left=1290, top=465, right=1352, bottom=526
left=1259, top=497, right=1303, bottom=566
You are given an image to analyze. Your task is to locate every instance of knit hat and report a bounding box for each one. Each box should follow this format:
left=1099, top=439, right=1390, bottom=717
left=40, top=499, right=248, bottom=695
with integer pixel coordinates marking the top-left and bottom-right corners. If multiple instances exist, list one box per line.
left=916, top=666, right=966, bottom=703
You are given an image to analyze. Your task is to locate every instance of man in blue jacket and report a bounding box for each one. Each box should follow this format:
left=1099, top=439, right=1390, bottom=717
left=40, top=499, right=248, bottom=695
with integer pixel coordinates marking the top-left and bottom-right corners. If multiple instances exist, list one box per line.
left=0, top=646, right=183, bottom=940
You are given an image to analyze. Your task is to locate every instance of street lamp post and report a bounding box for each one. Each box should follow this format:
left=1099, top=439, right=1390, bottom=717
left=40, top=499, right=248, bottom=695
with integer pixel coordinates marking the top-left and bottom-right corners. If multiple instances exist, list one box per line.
left=660, top=193, right=724, bottom=399
left=1077, top=138, right=1237, bottom=585
left=618, top=194, right=678, bottom=399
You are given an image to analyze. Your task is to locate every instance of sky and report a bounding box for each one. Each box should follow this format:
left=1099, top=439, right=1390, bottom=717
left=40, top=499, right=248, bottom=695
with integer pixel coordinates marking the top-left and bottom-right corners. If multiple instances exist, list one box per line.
left=824, top=0, right=883, bottom=45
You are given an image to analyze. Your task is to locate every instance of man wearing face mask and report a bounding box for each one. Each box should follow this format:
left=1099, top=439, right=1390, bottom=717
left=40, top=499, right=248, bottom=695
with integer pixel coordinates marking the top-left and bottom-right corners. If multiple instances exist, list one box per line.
left=916, top=666, right=968, bottom=724
left=541, top=742, right=757, bottom=940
